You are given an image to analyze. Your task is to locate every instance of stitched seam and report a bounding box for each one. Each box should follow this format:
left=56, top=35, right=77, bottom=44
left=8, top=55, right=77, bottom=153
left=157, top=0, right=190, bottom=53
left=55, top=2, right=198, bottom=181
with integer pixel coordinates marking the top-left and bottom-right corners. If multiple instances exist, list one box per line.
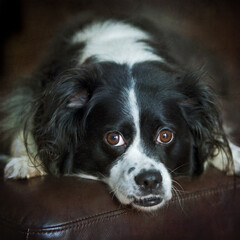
left=49, top=207, right=128, bottom=227
left=0, top=207, right=128, bottom=231
left=1, top=181, right=239, bottom=234
left=23, top=211, right=128, bottom=235
left=171, top=183, right=240, bottom=203
left=21, top=184, right=240, bottom=234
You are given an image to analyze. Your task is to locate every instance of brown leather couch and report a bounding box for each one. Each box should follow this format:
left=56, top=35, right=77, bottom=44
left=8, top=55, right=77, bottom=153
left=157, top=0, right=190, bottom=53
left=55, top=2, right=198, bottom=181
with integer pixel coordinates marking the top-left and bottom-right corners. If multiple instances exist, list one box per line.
left=1, top=1, right=240, bottom=239
left=0, top=161, right=240, bottom=240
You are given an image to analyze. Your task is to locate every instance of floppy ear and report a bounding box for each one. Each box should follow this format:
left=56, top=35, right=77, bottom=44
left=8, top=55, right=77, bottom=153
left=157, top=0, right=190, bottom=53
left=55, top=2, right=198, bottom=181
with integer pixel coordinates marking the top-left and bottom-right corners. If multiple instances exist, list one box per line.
left=178, top=75, right=232, bottom=175
left=32, top=67, right=101, bottom=175
left=67, top=89, right=89, bottom=108
left=50, top=67, right=100, bottom=109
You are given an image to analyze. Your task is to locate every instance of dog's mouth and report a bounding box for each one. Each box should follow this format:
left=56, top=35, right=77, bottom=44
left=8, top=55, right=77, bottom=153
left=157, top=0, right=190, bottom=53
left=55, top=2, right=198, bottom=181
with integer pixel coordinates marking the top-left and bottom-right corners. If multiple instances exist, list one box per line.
left=133, top=195, right=163, bottom=207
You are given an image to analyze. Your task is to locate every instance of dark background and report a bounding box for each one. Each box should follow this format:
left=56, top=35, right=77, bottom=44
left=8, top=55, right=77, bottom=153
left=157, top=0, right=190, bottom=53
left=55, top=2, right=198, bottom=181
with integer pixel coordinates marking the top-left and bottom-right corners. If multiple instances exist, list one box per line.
left=0, top=0, right=239, bottom=144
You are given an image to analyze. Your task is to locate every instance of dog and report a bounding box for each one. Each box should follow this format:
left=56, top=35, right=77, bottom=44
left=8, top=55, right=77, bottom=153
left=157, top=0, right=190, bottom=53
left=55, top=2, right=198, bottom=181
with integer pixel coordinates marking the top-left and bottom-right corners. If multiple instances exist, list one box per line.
left=1, top=13, right=240, bottom=211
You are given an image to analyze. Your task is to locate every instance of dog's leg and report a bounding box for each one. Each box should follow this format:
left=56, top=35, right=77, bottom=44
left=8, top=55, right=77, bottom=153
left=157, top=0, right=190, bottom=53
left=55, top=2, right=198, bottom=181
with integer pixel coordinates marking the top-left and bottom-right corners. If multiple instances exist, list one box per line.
left=4, top=131, right=46, bottom=179
left=208, top=142, right=240, bottom=175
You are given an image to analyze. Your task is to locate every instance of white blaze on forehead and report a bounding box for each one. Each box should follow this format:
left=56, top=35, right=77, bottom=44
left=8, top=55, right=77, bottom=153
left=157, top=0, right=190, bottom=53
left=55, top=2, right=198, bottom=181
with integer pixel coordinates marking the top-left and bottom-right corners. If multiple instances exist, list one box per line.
left=128, top=87, right=141, bottom=145
left=72, top=20, right=164, bottom=66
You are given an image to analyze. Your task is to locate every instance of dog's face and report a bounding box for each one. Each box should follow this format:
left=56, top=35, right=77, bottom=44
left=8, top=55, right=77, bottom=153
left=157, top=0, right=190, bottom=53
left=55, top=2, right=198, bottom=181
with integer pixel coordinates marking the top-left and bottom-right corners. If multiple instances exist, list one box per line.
left=64, top=62, right=199, bottom=211
left=36, top=61, right=227, bottom=211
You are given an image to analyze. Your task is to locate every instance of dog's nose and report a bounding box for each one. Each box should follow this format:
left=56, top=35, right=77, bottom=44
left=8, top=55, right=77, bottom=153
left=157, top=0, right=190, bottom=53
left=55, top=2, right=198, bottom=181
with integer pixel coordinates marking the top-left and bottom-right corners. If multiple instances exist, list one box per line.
left=134, top=170, right=162, bottom=192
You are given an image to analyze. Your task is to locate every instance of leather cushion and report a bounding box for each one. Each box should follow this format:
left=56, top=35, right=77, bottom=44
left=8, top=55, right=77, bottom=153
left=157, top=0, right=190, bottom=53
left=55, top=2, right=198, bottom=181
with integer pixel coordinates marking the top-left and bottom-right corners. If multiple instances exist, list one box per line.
left=0, top=162, right=240, bottom=240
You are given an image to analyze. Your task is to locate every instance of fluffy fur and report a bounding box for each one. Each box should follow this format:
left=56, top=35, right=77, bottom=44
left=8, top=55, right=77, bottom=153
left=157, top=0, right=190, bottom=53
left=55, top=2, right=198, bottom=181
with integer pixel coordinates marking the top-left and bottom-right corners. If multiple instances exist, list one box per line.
left=1, top=13, right=240, bottom=211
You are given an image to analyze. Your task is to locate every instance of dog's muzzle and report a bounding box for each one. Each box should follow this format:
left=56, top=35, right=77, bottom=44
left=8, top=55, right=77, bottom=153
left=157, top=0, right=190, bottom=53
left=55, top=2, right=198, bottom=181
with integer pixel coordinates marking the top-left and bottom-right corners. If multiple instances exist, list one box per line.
left=133, top=170, right=163, bottom=207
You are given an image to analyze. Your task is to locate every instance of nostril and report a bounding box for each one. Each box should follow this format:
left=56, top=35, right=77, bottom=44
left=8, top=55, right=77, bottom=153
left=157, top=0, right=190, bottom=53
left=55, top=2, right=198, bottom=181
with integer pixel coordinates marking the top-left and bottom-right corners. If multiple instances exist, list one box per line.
left=135, top=170, right=162, bottom=191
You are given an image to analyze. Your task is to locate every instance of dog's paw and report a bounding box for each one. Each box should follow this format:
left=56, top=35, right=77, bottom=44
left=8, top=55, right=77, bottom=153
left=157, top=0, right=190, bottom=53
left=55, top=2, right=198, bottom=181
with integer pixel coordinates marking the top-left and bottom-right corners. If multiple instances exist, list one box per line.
left=4, top=156, right=45, bottom=179
left=231, top=143, right=240, bottom=175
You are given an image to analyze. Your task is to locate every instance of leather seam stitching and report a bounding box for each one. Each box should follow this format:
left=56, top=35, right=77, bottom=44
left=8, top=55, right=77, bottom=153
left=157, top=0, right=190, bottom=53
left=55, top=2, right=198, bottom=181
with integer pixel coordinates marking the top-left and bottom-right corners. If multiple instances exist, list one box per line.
left=25, top=211, right=128, bottom=235
left=0, top=181, right=239, bottom=234
left=22, top=184, right=239, bottom=234
left=170, top=183, right=240, bottom=202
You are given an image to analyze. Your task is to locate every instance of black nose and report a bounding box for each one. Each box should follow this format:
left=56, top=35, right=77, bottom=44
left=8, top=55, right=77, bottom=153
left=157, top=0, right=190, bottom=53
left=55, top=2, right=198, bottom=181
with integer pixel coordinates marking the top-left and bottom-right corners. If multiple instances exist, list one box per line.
left=134, top=170, right=162, bottom=192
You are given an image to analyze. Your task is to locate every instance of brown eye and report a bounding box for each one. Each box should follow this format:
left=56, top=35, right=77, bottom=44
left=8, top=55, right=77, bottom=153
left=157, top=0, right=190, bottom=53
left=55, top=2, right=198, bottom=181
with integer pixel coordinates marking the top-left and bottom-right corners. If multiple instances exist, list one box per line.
left=105, top=132, right=125, bottom=146
left=157, top=129, right=174, bottom=144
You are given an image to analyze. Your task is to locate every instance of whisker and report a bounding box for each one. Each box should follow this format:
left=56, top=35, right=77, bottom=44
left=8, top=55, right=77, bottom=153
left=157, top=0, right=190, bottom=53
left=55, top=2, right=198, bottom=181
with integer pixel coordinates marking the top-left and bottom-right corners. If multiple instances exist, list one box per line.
left=168, top=163, right=190, bottom=174
left=171, top=186, right=185, bottom=213
left=97, top=172, right=107, bottom=179
left=172, top=179, right=185, bottom=192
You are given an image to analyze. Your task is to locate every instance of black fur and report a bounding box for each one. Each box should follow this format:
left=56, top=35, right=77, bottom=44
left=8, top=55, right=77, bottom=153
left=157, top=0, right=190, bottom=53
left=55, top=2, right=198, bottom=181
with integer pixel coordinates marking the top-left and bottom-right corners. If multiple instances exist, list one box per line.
left=1, top=13, right=232, bottom=182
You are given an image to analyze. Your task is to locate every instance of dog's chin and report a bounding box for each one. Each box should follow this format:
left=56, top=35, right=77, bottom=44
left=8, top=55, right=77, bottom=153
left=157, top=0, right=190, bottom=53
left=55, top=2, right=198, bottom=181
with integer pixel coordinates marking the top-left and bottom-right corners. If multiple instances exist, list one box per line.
left=117, top=193, right=172, bottom=212
left=131, top=196, right=167, bottom=212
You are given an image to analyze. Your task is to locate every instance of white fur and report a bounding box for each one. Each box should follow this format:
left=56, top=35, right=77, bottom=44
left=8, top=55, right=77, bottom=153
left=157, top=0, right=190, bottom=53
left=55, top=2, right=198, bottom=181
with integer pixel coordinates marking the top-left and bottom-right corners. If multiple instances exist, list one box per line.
left=4, top=156, right=45, bottom=179
left=4, top=132, right=45, bottom=179
left=231, top=143, right=240, bottom=173
left=105, top=87, right=172, bottom=211
left=72, top=20, right=164, bottom=66
left=72, top=173, right=100, bottom=181
left=128, top=87, right=141, bottom=141
left=105, top=145, right=172, bottom=211
left=208, top=141, right=240, bottom=175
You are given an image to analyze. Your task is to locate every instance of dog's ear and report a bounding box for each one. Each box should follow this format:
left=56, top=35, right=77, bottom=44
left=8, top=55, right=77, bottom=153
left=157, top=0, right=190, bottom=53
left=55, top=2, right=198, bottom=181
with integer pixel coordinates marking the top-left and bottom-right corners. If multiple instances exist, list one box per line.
left=33, top=67, right=101, bottom=175
left=178, top=74, right=232, bottom=175
left=67, top=89, right=89, bottom=108
left=47, top=67, right=101, bottom=110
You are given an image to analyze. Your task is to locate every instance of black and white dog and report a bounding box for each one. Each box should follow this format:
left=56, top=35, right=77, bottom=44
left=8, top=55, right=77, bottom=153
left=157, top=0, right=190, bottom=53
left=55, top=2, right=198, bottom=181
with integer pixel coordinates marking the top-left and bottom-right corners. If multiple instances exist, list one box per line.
left=1, top=13, right=240, bottom=211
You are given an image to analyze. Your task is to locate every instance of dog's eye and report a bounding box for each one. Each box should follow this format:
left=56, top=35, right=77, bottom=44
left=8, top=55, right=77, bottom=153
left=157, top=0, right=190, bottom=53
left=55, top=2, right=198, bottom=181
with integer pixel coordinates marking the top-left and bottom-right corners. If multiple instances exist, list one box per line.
left=105, top=132, right=125, bottom=147
left=156, top=129, right=174, bottom=144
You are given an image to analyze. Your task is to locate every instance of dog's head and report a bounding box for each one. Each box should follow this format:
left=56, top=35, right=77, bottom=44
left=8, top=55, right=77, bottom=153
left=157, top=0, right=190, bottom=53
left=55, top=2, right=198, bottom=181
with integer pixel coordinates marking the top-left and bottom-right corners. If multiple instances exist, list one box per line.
left=33, top=61, right=230, bottom=211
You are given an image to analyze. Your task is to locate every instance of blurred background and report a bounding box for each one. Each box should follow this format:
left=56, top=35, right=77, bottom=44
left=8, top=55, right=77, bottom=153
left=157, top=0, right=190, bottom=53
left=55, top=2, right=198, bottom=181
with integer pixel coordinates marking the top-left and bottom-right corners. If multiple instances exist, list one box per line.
left=0, top=0, right=239, bottom=144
